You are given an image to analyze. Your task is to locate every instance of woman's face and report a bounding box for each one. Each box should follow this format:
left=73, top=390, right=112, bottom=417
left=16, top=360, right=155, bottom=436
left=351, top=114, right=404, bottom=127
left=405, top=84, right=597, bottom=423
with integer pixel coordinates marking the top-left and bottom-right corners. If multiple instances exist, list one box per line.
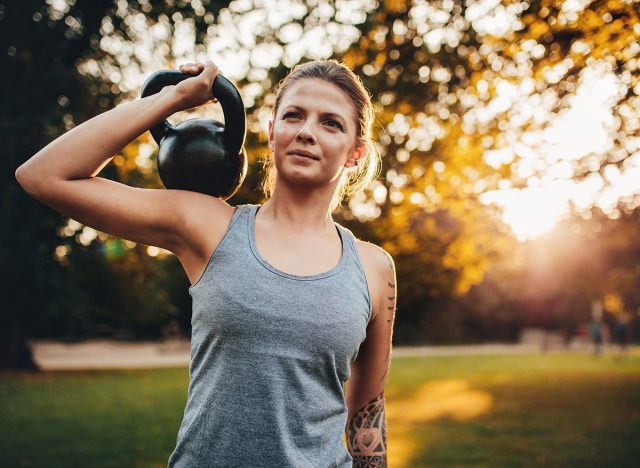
left=268, top=78, right=365, bottom=191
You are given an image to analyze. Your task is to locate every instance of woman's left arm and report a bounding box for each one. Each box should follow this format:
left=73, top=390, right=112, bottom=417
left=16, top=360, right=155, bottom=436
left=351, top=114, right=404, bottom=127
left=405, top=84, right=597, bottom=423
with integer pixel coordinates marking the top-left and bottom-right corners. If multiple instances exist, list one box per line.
left=345, top=244, right=397, bottom=467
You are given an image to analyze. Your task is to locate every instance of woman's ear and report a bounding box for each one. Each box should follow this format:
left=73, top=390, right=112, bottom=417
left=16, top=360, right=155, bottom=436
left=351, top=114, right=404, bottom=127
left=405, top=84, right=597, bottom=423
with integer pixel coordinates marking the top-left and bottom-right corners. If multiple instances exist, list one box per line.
left=268, top=120, right=274, bottom=151
left=345, top=141, right=367, bottom=168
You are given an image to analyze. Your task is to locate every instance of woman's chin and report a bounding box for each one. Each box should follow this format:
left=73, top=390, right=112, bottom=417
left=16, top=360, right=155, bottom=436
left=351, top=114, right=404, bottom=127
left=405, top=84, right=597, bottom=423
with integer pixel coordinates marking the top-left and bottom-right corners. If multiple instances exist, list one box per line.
left=277, top=171, right=338, bottom=192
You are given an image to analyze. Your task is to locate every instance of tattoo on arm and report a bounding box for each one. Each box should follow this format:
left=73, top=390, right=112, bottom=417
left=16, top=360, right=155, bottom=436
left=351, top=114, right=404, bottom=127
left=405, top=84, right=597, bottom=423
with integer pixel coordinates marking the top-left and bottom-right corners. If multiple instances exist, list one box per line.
left=378, top=252, right=396, bottom=383
left=385, top=253, right=396, bottom=326
left=347, top=391, right=387, bottom=467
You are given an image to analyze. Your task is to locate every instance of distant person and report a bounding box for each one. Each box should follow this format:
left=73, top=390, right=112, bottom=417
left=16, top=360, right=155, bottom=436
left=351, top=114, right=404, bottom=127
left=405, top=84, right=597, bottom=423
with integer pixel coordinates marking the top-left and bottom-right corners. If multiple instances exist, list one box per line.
left=589, top=319, right=605, bottom=356
left=15, top=59, right=396, bottom=466
left=613, top=312, right=632, bottom=359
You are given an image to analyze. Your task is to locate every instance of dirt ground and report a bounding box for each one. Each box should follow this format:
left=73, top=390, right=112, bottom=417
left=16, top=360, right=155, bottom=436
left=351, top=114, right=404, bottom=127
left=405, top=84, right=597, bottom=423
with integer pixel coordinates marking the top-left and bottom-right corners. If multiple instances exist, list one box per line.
left=28, top=339, right=579, bottom=371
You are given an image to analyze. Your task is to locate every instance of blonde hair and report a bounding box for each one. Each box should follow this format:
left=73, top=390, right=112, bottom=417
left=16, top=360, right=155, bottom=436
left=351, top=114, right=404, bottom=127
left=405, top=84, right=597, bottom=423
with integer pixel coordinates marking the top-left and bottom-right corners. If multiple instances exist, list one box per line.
left=261, top=60, right=380, bottom=212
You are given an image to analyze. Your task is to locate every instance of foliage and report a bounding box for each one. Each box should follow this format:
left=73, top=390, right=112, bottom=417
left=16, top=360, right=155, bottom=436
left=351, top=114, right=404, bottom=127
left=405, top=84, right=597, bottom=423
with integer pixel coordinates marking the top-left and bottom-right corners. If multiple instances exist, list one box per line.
left=511, top=0, right=640, bottom=182
left=1, top=0, right=233, bottom=368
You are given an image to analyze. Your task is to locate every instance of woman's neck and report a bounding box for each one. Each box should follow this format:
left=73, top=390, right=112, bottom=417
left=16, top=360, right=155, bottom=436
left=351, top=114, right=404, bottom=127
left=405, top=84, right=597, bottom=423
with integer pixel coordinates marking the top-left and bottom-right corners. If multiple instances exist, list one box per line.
left=259, top=183, right=337, bottom=233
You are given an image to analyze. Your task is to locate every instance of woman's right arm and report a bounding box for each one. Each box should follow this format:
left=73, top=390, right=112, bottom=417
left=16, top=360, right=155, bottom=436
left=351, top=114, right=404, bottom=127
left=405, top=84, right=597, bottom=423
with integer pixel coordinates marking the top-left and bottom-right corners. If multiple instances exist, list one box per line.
left=14, top=62, right=228, bottom=257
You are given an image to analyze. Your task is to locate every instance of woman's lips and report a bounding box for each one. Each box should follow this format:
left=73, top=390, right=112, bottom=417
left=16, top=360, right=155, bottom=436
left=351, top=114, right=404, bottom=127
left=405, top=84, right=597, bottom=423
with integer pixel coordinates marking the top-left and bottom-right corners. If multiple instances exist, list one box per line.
left=288, top=150, right=319, bottom=160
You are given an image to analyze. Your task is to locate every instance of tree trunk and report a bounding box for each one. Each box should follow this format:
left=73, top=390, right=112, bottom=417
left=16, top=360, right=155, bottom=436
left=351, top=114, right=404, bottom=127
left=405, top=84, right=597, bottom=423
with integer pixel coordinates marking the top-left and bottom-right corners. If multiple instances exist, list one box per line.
left=0, top=271, right=38, bottom=370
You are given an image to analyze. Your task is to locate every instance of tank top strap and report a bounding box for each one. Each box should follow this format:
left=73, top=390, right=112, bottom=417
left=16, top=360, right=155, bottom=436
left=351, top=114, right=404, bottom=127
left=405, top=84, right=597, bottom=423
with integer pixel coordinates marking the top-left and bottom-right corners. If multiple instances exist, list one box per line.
left=214, top=203, right=251, bottom=247
left=334, top=223, right=373, bottom=323
left=230, top=203, right=250, bottom=224
left=334, top=223, right=359, bottom=258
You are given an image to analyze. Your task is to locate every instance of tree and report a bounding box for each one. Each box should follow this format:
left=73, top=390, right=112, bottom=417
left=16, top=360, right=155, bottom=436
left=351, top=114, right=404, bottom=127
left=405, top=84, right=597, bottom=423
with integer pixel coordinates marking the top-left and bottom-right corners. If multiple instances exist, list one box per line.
left=1, top=0, right=233, bottom=369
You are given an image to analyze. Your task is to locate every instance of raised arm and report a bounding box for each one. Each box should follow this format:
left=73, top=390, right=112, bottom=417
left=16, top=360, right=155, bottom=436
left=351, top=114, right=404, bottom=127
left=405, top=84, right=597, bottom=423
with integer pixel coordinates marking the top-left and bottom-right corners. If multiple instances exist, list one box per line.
left=14, top=62, right=227, bottom=256
left=346, top=243, right=397, bottom=467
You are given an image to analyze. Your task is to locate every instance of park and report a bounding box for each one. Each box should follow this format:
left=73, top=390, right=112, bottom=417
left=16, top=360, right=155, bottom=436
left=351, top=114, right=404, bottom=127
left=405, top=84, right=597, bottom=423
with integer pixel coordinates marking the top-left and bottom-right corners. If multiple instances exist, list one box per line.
left=2, top=0, right=639, bottom=466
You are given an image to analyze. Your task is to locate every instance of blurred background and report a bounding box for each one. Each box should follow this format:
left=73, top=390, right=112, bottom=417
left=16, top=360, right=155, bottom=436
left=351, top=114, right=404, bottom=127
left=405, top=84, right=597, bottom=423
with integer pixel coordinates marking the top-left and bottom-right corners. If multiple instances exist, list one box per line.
left=3, top=0, right=640, bottom=363
left=1, top=0, right=639, bottom=466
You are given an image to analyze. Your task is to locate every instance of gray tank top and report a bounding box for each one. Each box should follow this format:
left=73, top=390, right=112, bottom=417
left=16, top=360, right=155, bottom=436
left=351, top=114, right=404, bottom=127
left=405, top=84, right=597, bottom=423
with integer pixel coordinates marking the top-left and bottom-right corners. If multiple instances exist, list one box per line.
left=168, top=204, right=372, bottom=467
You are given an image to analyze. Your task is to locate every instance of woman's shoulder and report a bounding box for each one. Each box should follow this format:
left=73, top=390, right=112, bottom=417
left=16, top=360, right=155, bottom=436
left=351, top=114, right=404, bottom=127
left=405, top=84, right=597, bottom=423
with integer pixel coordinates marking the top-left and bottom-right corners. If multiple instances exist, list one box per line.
left=353, top=239, right=396, bottom=320
left=354, top=239, right=392, bottom=266
left=354, top=240, right=395, bottom=281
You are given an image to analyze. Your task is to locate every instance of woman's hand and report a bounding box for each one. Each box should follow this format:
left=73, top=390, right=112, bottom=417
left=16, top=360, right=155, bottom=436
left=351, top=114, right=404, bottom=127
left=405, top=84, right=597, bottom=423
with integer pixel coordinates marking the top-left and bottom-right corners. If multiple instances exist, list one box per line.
left=164, top=61, right=221, bottom=113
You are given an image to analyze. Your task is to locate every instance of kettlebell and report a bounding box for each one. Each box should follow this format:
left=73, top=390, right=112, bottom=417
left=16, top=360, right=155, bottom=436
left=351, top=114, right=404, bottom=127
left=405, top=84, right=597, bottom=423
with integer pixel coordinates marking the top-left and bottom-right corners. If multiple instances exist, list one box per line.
left=140, top=69, right=247, bottom=199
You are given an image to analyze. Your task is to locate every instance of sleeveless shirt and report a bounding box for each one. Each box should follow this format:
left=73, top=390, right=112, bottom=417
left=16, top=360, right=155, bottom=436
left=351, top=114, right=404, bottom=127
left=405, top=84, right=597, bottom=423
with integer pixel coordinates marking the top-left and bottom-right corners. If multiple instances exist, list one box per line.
left=167, top=204, right=372, bottom=467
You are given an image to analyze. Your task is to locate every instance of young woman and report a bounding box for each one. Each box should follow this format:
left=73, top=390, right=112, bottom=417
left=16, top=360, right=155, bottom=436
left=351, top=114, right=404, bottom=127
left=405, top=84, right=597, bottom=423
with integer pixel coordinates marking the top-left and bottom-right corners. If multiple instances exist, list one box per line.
left=16, top=59, right=397, bottom=467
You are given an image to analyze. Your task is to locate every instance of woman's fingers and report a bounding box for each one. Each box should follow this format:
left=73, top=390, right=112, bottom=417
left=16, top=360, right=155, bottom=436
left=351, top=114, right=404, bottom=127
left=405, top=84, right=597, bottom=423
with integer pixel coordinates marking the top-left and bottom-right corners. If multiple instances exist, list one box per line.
left=178, top=62, right=223, bottom=83
left=200, top=61, right=220, bottom=81
left=174, top=61, right=222, bottom=106
left=179, top=62, right=205, bottom=74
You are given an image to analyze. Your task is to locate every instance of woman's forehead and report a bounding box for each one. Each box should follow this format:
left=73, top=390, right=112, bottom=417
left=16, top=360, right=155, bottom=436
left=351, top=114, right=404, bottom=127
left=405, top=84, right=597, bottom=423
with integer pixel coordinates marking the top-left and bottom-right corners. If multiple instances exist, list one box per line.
left=278, top=78, right=356, bottom=121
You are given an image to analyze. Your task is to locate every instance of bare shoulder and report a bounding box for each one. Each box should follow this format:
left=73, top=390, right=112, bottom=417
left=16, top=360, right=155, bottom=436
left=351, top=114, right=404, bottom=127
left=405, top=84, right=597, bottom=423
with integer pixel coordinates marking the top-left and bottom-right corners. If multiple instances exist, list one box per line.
left=355, top=240, right=396, bottom=321
left=355, top=240, right=394, bottom=274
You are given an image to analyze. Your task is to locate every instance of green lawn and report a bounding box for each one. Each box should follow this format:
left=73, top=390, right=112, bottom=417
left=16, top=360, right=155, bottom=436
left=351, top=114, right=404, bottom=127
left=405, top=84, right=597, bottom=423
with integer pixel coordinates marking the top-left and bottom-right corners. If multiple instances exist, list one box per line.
left=385, top=351, right=640, bottom=467
left=1, top=350, right=639, bottom=467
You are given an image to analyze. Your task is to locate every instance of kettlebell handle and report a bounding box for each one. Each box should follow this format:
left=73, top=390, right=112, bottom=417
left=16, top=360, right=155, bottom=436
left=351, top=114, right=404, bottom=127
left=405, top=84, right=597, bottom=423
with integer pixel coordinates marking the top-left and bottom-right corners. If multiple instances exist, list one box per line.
left=140, top=70, right=246, bottom=157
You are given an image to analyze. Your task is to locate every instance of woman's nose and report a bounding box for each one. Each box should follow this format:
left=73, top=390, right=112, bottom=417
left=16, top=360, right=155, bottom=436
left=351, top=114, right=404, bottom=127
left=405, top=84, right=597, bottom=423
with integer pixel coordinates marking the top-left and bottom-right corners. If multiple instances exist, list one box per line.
left=296, top=126, right=316, bottom=144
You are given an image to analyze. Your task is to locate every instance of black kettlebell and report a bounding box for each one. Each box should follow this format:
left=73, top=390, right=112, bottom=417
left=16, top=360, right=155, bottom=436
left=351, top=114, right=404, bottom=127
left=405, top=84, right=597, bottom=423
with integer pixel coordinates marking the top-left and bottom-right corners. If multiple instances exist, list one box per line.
left=140, top=69, right=247, bottom=199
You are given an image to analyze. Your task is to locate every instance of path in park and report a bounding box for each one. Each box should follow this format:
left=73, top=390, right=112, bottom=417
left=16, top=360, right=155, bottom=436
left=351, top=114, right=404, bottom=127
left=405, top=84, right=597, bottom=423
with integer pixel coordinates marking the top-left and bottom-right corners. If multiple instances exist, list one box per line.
left=29, top=339, right=588, bottom=371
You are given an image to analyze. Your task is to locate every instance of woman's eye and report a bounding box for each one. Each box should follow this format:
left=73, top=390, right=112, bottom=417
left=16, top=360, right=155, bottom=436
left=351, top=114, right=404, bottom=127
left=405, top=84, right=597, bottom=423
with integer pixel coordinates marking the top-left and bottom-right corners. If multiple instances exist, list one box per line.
left=325, top=119, right=344, bottom=131
left=282, top=111, right=301, bottom=120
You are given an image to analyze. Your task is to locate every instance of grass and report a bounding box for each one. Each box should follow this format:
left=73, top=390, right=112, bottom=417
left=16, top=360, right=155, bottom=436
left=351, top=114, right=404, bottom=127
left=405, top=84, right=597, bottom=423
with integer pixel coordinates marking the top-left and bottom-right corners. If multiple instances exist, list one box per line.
left=385, top=350, right=640, bottom=467
left=1, top=350, right=639, bottom=467
left=0, top=367, right=189, bottom=468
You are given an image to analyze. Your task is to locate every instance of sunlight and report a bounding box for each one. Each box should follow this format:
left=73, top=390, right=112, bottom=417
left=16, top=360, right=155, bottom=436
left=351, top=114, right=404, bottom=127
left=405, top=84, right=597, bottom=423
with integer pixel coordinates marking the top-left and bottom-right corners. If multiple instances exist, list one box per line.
left=386, top=379, right=493, bottom=468
left=482, top=64, right=628, bottom=240
left=387, top=379, right=493, bottom=423
left=482, top=185, right=570, bottom=241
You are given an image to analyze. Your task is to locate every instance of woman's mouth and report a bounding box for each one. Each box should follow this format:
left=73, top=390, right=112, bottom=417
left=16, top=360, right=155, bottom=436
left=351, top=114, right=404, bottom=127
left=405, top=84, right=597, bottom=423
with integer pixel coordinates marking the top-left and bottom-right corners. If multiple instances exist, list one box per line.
left=288, top=150, right=319, bottom=160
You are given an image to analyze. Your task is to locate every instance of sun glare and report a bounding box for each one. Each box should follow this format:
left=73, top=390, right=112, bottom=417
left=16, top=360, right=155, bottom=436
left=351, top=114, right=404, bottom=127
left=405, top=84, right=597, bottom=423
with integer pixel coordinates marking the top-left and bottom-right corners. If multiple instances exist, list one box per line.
left=487, top=187, right=569, bottom=241
left=482, top=64, right=629, bottom=241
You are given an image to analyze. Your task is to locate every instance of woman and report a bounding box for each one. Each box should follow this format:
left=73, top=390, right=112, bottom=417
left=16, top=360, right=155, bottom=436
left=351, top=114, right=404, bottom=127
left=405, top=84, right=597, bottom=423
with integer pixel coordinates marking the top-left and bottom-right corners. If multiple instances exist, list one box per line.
left=16, top=59, right=397, bottom=467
